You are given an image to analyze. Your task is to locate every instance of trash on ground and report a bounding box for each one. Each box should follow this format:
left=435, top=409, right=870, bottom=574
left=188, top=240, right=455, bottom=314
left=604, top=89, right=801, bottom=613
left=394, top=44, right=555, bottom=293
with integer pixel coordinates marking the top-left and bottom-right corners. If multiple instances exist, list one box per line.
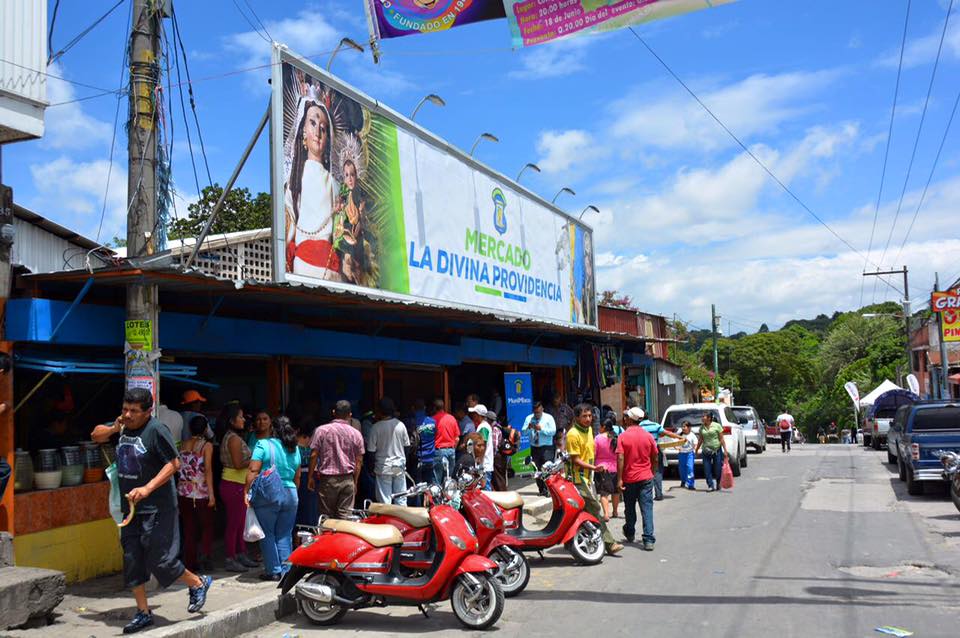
left=875, top=626, right=914, bottom=637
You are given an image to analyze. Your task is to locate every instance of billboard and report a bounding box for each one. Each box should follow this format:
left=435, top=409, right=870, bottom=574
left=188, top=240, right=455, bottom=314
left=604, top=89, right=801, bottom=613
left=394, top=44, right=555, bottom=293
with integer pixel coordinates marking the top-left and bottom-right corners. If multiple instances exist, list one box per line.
left=504, top=0, right=737, bottom=48
left=270, top=46, right=597, bottom=328
left=366, top=0, right=506, bottom=40
left=504, top=372, right=534, bottom=474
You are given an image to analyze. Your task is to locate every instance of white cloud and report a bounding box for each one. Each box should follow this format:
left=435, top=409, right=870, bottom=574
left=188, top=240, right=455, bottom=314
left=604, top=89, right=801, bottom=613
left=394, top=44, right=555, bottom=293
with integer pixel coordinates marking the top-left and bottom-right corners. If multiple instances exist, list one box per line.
left=509, top=37, right=594, bottom=80
left=41, top=64, right=112, bottom=151
left=28, top=156, right=127, bottom=241
left=535, top=129, right=605, bottom=173
left=609, top=70, right=840, bottom=151
left=878, top=15, right=960, bottom=68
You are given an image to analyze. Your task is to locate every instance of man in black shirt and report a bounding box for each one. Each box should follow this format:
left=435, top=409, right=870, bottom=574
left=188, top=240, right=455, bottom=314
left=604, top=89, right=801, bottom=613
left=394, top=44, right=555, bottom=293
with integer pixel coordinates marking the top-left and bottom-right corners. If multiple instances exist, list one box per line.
left=92, top=388, right=212, bottom=634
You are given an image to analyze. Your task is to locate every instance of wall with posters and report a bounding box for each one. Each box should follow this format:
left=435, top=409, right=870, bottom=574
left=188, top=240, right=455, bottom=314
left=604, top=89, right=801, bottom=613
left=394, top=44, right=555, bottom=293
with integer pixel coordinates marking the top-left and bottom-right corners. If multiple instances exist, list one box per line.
left=271, top=46, right=597, bottom=328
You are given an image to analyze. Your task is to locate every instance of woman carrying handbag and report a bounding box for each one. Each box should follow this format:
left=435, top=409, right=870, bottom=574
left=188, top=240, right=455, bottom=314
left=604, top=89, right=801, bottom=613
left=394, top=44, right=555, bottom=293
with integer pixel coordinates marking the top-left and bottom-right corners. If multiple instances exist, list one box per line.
left=245, top=416, right=301, bottom=581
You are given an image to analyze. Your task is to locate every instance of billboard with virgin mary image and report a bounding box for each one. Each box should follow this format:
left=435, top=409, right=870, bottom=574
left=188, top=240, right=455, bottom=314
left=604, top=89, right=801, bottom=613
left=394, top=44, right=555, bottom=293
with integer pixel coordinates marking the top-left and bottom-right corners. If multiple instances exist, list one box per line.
left=271, top=46, right=597, bottom=328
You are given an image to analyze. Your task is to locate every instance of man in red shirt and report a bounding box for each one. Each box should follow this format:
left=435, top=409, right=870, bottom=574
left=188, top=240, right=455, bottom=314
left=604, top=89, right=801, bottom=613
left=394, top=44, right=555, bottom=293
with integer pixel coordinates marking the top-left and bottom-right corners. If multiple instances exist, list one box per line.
left=617, top=407, right=659, bottom=550
left=432, top=398, right=460, bottom=483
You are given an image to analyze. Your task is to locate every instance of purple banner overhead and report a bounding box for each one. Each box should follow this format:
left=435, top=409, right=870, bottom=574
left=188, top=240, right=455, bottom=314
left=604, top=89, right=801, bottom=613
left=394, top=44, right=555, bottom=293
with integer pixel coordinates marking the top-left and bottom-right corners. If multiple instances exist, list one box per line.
left=504, top=0, right=737, bottom=48
left=367, top=0, right=506, bottom=40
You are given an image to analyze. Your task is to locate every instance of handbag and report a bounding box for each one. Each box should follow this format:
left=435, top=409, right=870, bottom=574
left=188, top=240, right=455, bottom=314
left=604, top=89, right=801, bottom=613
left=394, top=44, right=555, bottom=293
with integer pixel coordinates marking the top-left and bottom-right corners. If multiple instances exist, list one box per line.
left=243, top=507, right=265, bottom=542
left=720, top=457, right=735, bottom=490
left=106, top=462, right=124, bottom=524
left=248, top=439, right=286, bottom=508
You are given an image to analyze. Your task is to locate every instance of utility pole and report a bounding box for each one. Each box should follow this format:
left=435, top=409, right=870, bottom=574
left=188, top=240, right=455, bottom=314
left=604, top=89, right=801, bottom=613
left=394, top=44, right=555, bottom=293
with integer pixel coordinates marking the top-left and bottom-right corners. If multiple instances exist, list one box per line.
left=863, top=266, right=911, bottom=382
left=934, top=273, right=951, bottom=399
left=711, top=304, right=720, bottom=402
left=125, top=0, right=162, bottom=402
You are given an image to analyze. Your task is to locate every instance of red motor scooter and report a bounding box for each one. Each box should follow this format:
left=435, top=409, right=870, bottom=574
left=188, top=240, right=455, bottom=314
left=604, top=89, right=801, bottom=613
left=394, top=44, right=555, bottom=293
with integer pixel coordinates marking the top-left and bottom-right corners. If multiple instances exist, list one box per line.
left=490, top=452, right=605, bottom=564
left=280, top=482, right=504, bottom=630
left=364, top=469, right=531, bottom=597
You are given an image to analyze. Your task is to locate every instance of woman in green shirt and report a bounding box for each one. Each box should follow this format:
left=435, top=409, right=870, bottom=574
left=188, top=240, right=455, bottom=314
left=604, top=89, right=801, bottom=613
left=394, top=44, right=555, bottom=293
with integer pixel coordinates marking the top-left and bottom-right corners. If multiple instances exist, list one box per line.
left=695, top=413, right=728, bottom=492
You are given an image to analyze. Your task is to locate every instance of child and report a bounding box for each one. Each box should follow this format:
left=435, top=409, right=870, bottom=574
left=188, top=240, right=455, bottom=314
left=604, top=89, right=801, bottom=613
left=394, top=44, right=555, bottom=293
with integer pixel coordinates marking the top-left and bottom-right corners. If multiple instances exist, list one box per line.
left=594, top=418, right=619, bottom=520
left=678, top=422, right=697, bottom=490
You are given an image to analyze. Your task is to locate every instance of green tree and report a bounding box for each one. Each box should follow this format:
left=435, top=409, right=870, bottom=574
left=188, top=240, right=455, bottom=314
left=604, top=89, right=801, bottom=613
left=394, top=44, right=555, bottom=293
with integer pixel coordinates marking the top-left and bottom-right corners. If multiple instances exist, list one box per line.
left=169, top=184, right=271, bottom=240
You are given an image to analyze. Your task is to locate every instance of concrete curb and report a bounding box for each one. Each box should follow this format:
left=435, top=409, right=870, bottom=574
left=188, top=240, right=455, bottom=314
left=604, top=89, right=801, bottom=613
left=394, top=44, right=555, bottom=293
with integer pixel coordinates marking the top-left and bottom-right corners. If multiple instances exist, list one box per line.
left=141, top=591, right=290, bottom=638
left=523, top=496, right=552, bottom=519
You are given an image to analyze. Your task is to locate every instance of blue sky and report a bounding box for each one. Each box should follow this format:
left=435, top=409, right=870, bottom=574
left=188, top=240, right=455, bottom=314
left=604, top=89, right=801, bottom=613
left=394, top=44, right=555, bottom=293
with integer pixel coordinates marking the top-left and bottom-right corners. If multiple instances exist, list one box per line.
left=6, top=0, right=960, bottom=330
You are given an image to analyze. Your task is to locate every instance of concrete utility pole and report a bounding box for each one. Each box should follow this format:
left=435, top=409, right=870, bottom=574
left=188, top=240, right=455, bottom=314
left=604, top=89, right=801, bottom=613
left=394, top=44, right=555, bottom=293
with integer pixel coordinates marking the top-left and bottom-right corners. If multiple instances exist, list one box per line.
left=863, top=266, right=911, bottom=382
left=934, top=273, right=951, bottom=399
left=125, top=0, right=162, bottom=401
left=711, top=304, right=719, bottom=401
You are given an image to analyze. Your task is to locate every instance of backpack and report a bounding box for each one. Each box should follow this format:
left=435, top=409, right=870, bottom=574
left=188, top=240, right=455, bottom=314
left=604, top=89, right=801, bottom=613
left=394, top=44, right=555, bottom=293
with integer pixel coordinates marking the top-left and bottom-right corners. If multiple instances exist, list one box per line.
left=498, top=425, right=519, bottom=456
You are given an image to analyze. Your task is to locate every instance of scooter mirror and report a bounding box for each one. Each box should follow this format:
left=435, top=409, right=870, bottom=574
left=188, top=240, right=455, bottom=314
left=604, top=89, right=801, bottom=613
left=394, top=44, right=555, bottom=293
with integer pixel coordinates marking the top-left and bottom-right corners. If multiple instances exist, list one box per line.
left=466, top=439, right=475, bottom=455
left=523, top=455, right=534, bottom=466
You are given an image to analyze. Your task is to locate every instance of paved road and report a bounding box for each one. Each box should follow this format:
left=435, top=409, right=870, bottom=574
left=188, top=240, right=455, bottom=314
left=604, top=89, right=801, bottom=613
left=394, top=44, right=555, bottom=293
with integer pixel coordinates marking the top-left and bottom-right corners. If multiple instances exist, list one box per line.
left=243, top=445, right=960, bottom=638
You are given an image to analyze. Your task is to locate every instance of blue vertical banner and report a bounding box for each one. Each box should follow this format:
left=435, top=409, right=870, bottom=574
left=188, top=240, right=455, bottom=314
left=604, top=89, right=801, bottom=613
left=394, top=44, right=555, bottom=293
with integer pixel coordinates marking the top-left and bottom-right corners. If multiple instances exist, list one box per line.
left=504, top=372, right=533, bottom=474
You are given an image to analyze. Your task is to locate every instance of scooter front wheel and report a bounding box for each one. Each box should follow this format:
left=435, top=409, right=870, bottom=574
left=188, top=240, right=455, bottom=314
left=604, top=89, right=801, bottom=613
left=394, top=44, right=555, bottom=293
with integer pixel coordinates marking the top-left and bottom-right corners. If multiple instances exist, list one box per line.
left=492, top=546, right=530, bottom=597
left=567, top=521, right=605, bottom=565
left=450, top=573, right=504, bottom=630
left=297, top=572, right=348, bottom=626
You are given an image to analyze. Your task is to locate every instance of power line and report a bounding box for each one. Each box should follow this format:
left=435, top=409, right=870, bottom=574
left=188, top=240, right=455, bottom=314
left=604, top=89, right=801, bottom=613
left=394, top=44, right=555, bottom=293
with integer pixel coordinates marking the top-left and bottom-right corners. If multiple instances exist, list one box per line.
left=230, top=0, right=271, bottom=43
left=241, top=0, right=273, bottom=41
left=627, top=28, right=904, bottom=297
left=861, top=0, right=911, bottom=308
left=0, top=56, right=116, bottom=93
left=48, top=0, right=127, bottom=66
left=48, top=0, right=61, bottom=64
left=878, top=0, right=954, bottom=269
left=893, top=83, right=959, bottom=264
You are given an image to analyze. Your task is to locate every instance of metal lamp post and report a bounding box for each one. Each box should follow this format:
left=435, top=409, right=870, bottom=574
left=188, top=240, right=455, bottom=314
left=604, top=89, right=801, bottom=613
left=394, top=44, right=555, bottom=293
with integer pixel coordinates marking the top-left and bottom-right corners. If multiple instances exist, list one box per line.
left=411, top=94, right=445, bottom=120
left=470, top=132, right=499, bottom=156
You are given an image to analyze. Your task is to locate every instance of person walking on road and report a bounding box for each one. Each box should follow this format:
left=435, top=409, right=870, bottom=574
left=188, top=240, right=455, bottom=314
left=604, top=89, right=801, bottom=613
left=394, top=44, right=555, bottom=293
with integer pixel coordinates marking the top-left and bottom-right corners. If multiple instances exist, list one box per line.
left=523, top=401, right=557, bottom=497
left=635, top=407, right=683, bottom=501
left=776, top=410, right=795, bottom=453
left=594, top=418, right=619, bottom=521
left=368, top=397, right=410, bottom=505
left=91, top=388, right=212, bottom=634
left=677, top=422, right=697, bottom=490
left=308, top=400, right=364, bottom=519
left=695, top=413, right=728, bottom=492
left=617, top=408, right=658, bottom=550
left=565, top=404, right=623, bottom=555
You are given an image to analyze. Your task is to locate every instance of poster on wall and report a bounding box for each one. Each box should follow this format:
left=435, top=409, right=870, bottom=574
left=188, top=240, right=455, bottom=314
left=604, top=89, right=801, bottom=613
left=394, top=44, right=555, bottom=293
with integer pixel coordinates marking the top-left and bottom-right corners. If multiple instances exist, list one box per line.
left=366, top=0, right=506, bottom=40
left=504, top=372, right=534, bottom=474
left=503, top=0, right=737, bottom=48
left=271, top=45, right=597, bottom=328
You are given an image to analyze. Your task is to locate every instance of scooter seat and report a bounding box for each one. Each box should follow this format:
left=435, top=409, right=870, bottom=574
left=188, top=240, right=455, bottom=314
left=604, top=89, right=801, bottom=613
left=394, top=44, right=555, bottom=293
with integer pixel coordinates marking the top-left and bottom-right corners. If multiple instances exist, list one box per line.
left=367, top=503, right=431, bottom=528
left=485, top=491, right=524, bottom=510
left=321, top=519, right=404, bottom=547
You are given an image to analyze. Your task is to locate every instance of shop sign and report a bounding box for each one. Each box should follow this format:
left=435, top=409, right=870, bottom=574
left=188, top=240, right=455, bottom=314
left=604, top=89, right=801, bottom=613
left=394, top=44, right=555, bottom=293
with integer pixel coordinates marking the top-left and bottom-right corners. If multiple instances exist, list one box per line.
left=931, top=289, right=960, bottom=312
left=365, top=0, right=505, bottom=40
left=270, top=46, right=597, bottom=328
left=943, top=308, right=960, bottom=343
left=504, top=372, right=533, bottom=474
left=124, top=320, right=153, bottom=349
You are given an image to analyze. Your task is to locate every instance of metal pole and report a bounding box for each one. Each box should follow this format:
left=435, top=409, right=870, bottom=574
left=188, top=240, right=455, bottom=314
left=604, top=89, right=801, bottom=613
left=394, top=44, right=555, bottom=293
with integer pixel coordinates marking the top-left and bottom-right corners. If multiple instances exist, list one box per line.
left=902, top=265, right=912, bottom=382
left=935, top=273, right=951, bottom=399
left=184, top=104, right=270, bottom=270
left=712, top=304, right=719, bottom=401
left=126, top=0, right=161, bottom=400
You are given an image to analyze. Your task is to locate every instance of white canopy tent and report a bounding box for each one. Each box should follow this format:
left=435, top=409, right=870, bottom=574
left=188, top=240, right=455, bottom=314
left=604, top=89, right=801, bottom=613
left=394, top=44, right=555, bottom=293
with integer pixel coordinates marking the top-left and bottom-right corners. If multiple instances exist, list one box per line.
left=858, top=379, right=901, bottom=408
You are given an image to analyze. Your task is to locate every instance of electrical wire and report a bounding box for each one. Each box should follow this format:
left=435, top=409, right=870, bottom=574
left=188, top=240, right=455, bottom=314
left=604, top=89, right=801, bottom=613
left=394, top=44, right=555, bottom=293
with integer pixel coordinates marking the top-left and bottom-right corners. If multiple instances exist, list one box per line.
left=627, top=27, right=904, bottom=297
left=878, top=0, right=954, bottom=270
left=0, top=56, right=116, bottom=93
left=861, top=0, right=911, bottom=308
left=230, top=0, right=270, bottom=43
left=171, top=3, right=213, bottom=185
left=241, top=0, right=273, bottom=42
left=48, top=0, right=127, bottom=66
left=48, top=0, right=61, bottom=64
left=893, top=86, right=960, bottom=264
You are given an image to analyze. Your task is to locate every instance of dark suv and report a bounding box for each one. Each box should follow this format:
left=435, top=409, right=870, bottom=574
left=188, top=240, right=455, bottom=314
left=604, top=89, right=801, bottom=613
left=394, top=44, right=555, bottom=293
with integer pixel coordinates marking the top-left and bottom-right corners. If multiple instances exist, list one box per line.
left=887, top=401, right=960, bottom=496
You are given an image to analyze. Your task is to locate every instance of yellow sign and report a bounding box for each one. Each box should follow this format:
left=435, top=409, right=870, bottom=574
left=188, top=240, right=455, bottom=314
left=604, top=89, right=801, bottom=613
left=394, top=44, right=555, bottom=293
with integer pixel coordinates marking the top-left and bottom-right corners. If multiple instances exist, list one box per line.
left=124, top=320, right=153, bottom=349
left=942, top=308, right=960, bottom=343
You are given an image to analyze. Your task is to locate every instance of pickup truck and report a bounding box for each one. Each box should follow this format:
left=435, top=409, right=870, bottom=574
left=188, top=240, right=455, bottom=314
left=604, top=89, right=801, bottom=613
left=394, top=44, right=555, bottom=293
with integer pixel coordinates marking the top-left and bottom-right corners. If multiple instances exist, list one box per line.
left=887, top=401, right=960, bottom=496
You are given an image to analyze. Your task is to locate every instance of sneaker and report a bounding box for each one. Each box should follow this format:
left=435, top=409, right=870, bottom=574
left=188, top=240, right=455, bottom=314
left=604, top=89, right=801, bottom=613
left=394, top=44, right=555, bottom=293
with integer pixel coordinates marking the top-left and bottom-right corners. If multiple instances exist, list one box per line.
left=642, top=542, right=655, bottom=552
left=706, top=487, right=715, bottom=492
left=623, top=536, right=635, bottom=543
left=606, top=543, right=624, bottom=555
left=123, top=610, right=153, bottom=634
left=187, top=575, right=213, bottom=613
left=224, top=557, right=247, bottom=572
left=654, top=496, right=664, bottom=502
left=259, top=572, right=281, bottom=582
left=237, top=554, right=260, bottom=568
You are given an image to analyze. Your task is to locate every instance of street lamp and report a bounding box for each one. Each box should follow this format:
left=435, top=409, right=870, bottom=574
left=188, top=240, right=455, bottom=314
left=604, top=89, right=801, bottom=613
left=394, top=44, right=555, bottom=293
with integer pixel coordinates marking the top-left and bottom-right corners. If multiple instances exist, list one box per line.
left=411, top=94, right=445, bottom=120
left=327, top=38, right=364, bottom=71
left=579, top=205, right=599, bottom=220
left=470, top=132, right=499, bottom=156
left=516, top=163, right=541, bottom=182
left=551, top=187, right=576, bottom=204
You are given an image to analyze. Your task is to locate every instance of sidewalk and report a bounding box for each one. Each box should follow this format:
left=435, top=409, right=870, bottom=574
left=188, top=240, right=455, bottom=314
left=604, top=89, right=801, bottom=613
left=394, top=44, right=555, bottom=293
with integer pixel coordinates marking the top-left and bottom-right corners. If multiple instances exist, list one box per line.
left=2, top=569, right=283, bottom=638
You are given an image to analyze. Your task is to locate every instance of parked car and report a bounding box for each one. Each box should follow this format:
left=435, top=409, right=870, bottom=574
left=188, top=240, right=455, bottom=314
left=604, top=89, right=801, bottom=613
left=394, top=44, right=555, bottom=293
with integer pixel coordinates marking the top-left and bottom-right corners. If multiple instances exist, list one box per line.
left=765, top=419, right=780, bottom=443
left=887, top=401, right=960, bottom=496
left=661, top=403, right=747, bottom=477
left=864, top=388, right=919, bottom=450
left=731, top=405, right=766, bottom=453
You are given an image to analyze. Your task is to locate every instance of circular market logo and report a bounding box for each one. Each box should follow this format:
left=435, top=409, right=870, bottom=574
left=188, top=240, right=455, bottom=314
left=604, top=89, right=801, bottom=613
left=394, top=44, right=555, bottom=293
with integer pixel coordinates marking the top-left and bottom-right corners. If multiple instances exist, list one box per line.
left=492, top=188, right=507, bottom=235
